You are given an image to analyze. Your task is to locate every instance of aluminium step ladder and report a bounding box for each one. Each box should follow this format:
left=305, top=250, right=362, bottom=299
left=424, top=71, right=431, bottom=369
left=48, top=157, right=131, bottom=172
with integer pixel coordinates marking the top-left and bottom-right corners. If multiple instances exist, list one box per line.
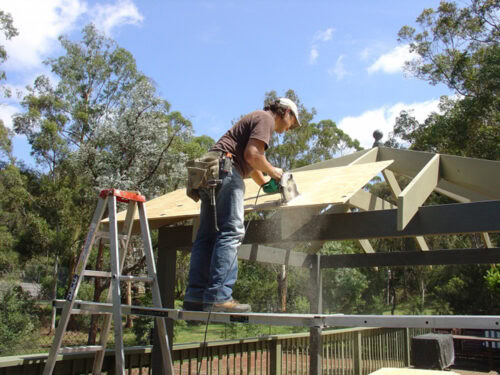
left=43, top=189, right=174, bottom=375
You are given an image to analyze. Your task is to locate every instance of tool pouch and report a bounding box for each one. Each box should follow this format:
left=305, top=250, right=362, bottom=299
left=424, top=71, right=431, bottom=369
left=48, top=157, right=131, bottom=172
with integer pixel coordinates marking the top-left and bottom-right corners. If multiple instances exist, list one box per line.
left=186, top=151, right=221, bottom=202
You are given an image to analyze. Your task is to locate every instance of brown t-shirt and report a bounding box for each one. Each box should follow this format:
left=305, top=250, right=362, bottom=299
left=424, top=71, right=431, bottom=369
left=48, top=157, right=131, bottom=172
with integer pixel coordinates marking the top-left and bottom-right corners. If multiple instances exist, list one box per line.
left=211, top=110, right=275, bottom=177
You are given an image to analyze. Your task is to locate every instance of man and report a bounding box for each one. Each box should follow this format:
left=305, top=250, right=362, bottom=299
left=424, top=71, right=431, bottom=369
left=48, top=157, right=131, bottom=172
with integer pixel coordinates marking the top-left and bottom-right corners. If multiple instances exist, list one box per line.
left=184, top=98, right=301, bottom=313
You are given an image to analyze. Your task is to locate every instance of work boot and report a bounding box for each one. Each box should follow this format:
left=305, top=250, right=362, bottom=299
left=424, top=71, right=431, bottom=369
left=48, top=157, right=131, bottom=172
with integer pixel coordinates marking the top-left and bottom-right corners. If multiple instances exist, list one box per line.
left=204, top=300, right=251, bottom=313
left=182, top=301, right=204, bottom=311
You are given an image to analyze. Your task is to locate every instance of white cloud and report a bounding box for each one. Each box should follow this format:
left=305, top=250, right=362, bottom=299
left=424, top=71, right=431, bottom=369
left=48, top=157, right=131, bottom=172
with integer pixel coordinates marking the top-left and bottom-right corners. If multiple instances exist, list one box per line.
left=328, top=55, right=347, bottom=80
left=1, top=0, right=87, bottom=71
left=338, top=99, right=441, bottom=148
left=309, top=46, right=319, bottom=64
left=92, top=0, right=143, bottom=35
left=314, top=27, right=334, bottom=42
left=367, top=44, right=417, bottom=74
left=309, top=27, right=334, bottom=64
left=0, top=104, right=20, bottom=130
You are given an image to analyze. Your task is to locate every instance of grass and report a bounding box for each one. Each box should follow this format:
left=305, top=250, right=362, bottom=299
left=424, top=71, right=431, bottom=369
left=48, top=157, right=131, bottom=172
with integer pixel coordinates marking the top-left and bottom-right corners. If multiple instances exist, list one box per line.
left=174, top=322, right=308, bottom=344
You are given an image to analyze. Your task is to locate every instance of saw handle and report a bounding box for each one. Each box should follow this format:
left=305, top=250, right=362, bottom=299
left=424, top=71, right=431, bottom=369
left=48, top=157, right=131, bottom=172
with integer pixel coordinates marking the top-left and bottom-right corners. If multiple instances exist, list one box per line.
left=262, top=178, right=280, bottom=194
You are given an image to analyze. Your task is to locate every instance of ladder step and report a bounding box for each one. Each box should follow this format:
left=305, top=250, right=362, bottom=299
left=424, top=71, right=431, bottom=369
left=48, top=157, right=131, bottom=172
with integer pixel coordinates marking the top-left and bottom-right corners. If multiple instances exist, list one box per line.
left=119, top=275, right=154, bottom=283
left=59, top=345, right=103, bottom=354
left=83, top=271, right=154, bottom=283
left=83, top=270, right=111, bottom=278
left=95, top=231, right=128, bottom=241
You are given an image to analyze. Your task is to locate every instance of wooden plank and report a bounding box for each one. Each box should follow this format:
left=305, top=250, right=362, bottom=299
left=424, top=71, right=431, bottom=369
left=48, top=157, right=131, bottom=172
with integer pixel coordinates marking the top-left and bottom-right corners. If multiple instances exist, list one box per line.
left=398, top=154, right=440, bottom=230
left=292, top=149, right=373, bottom=172
left=383, top=169, right=429, bottom=250
left=440, top=154, right=500, bottom=200
left=160, top=201, right=500, bottom=249
left=116, top=160, right=393, bottom=232
left=320, top=248, right=500, bottom=269
left=255, top=160, right=393, bottom=210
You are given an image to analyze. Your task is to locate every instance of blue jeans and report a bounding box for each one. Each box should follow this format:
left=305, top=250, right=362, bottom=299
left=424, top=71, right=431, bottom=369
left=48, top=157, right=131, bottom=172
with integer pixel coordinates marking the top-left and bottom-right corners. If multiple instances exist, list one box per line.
left=184, top=166, right=245, bottom=304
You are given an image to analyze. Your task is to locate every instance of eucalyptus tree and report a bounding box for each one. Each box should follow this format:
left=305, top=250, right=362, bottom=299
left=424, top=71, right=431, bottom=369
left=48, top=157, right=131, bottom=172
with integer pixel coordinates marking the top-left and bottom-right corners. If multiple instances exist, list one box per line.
left=391, top=0, right=499, bottom=159
left=0, top=9, right=18, bottom=162
left=13, top=24, right=195, bottom=336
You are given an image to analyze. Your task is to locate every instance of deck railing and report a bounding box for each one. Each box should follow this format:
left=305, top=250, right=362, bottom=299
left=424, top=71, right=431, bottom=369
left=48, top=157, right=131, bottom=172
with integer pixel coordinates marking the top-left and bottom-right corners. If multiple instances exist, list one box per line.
left=0, top=327, right=429, bottom=375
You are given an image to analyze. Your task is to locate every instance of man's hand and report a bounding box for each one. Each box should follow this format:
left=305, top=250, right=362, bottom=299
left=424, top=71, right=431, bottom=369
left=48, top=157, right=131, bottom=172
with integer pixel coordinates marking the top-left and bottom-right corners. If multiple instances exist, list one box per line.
left=271, top=167, right=283, bottom=181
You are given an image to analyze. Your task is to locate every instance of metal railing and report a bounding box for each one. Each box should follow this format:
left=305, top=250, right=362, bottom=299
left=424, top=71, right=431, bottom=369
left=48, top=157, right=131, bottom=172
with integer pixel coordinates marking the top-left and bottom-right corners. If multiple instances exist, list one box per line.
left=0, top=327, right=430, bottom=374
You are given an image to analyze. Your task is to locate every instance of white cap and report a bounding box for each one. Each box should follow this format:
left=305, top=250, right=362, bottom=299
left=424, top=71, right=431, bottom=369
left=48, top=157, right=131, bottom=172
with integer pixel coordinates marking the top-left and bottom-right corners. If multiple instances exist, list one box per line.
left=278, top=97, right=301, bottom=129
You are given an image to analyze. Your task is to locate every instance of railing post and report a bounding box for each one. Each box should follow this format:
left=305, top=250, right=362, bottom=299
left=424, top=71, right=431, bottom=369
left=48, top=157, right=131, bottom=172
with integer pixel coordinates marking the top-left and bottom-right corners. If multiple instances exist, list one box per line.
left=353, top=330, right=362, bottom=375
left=269, top=337, right=282, bottom=375
left=309, top=327, right=323, bottom=375
left=403, top=328, right=411, bottom=366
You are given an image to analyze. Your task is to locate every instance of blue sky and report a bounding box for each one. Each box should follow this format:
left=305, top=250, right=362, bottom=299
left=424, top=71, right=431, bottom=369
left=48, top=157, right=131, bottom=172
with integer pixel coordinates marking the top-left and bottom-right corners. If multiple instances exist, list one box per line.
left=1, top=0, right=451, bottom=167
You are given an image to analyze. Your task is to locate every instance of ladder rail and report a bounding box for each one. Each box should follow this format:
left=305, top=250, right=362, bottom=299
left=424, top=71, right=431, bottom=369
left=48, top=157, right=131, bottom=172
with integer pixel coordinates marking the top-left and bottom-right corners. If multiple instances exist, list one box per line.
left=138, top=201, right=175, bottom=375
left=108, top=195, right=126, bottom=375
left=93, top=199, right=137, bottom=374
left=42, top=196, right=108, bottom=375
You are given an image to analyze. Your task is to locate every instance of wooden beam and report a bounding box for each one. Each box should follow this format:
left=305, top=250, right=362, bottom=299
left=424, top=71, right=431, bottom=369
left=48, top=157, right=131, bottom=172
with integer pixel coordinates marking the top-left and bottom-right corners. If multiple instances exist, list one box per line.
left=320, top=248, right=500, bottom=268
left=347, top=147, right=378, bottom=166
left=348, top=189, right=396, bottom=211
left=440, top=154, right=500, bottom=200
left=358, top=239, right=374, bottom=253
left=481, top=233, right=493, bottom=248
left=160, top=201, right=500, bottom=248
left=378, top=147, right=435, bottom=177
left=238, top=244, right=313, bottom=267
left=435, top=179, right=491, bottom=203
left=383, top=169, right=429, bottom=251
left=398, top=154, right=440, bottom=230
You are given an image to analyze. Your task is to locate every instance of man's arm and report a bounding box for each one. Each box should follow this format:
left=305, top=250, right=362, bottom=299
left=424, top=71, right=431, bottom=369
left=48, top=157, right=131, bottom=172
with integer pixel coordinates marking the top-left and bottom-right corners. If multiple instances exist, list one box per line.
left=244, top=138, right=282, bottom=183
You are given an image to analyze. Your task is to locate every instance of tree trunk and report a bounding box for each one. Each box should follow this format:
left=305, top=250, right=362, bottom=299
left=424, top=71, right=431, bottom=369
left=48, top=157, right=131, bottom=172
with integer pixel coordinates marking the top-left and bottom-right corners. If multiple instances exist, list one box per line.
left=88, top=239, right=105, bottom=345
left=125, top=278, right=133, bottom=328
left=277, top=265, right=287, bottom=312
left=49, top=257, right=58, bottom=334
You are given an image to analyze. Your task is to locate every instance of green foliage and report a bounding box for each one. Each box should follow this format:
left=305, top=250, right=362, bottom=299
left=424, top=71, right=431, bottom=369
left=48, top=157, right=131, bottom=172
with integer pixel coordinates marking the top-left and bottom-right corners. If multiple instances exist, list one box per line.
left=0, top=285, right=40, bottom=355
left=393, top=0, right=499, bottom=159
left=133, top=317, right=154, bottom=345
left=431, top=265, right=498, bottom=314
left=0, top=9, right=18, bottom=82
left=484, top=265, right=500, bottom=295
left=320, top=242, right=369, bottom=314
left=233, top=261, right=278, bottom=311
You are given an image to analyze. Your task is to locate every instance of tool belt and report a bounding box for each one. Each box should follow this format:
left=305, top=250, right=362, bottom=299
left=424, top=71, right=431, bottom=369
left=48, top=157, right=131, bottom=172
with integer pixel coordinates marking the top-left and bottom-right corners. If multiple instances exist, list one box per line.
left=186, top=151, right=233, bottom=202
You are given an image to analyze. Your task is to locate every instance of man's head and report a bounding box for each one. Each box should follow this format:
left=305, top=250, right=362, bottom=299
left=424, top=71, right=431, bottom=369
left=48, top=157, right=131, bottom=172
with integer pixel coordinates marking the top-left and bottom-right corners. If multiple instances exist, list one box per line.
left=264, top=98, right=301, bottom=133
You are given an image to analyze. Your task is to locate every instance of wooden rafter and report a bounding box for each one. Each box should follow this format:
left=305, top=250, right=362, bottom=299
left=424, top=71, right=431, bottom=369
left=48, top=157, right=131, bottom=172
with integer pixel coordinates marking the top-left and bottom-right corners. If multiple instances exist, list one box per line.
left=382, top=169, right=429, bottom=250
left=397, top=154, right=440, bottom=230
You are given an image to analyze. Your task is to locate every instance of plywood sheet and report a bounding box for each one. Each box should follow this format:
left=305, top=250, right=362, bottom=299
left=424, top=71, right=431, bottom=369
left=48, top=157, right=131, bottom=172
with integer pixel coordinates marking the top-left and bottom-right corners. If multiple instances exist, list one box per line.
left=114, top=160, right=392, bottom=227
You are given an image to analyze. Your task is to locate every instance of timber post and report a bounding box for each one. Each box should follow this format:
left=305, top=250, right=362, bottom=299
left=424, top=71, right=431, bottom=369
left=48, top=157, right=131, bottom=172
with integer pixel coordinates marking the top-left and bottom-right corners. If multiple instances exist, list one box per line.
left=309, top=253, right=322, bottom=314
left=152, top=227, right=177, bottom=374
left=309, top=326, right=323, bottom=375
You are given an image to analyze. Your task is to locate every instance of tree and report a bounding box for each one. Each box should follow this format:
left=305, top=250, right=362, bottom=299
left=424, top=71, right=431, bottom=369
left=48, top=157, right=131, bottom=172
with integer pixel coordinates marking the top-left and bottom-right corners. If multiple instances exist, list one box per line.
left=0, top=10, right=18, bottom=83
left=12, top=24, right=196, bottom=340
left=0, top=10, right=18, bottom=162
left=392, top=0, right=499, bottom=159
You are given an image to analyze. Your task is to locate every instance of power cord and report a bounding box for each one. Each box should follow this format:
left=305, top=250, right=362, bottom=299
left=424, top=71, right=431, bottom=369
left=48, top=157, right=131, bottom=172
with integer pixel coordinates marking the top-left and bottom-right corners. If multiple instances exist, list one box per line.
left=197, top=186, right=263, bottom=375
